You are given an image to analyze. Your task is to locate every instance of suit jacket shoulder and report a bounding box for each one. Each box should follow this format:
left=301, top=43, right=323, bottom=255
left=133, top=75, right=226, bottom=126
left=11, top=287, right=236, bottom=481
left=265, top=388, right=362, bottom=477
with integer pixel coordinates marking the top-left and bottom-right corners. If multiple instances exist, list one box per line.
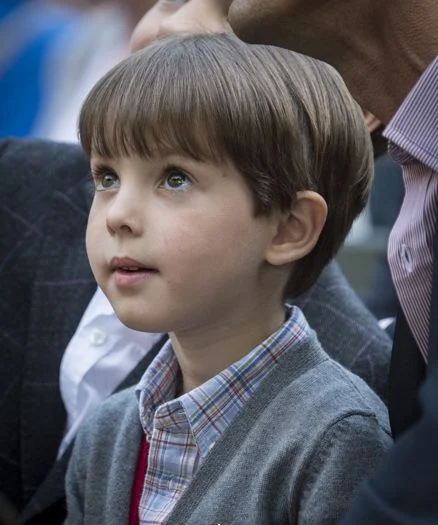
left=296, top=261, right=391, bottom=403
left=0, top=139, right=93, bottom=511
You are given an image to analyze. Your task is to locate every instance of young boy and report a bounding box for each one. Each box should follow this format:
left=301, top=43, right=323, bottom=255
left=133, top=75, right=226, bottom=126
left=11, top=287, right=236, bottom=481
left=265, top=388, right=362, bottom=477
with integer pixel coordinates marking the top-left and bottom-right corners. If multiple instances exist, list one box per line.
left=65, top=33, right=391, bottom=524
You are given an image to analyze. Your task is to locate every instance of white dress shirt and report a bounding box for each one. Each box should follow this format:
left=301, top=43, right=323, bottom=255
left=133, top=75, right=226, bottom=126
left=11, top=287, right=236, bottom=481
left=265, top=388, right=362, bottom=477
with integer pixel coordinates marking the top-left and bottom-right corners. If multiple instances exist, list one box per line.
left=58, top=287, right=162, bottom=457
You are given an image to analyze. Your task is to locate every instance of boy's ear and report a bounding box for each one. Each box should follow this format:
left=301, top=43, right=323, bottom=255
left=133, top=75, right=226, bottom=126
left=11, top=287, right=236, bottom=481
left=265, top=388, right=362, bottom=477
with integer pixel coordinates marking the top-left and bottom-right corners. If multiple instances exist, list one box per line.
left=265, top=191, right=327, bottom=266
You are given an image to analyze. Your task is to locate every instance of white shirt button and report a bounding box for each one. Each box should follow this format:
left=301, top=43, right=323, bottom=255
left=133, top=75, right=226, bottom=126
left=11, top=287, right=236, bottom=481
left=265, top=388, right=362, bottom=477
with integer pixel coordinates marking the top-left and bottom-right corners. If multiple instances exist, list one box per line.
left=400, top=243, right=413, bottom=273
left=168, top=477, right=179, bottom=491
left=88, top=328, right=107, bottom=346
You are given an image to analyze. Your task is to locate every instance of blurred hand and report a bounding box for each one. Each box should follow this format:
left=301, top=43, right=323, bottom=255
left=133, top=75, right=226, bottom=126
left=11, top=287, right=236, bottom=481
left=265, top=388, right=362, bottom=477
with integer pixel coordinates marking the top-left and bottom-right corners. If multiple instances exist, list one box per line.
left=131, top=0, right=233, bottom=52
left=363, top=111, right=381, bottom=134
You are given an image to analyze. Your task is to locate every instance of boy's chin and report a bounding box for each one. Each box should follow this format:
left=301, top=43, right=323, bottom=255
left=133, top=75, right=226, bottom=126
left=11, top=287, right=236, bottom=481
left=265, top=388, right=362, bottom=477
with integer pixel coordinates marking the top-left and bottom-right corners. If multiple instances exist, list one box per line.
left=114, top=307, right=169, bottom=334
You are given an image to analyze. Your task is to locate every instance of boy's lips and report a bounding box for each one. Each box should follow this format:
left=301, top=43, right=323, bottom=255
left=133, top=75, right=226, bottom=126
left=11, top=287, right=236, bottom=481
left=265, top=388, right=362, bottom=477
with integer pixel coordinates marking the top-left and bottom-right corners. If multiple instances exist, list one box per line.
left=109, top=256, right=157, bottom=272
left=109, top=256, right=158, bottom=287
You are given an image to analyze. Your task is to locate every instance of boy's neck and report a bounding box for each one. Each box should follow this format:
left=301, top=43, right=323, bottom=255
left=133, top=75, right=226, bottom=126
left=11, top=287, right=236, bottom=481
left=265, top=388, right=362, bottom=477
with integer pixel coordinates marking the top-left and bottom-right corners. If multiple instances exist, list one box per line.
left=170, top=303, right=286, bottom=394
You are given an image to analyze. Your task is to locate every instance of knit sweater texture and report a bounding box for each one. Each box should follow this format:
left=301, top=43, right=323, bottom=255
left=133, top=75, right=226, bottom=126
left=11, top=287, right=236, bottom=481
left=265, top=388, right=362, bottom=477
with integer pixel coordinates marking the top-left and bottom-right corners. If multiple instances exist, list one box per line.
left=65, top=328, right=391, bottom=525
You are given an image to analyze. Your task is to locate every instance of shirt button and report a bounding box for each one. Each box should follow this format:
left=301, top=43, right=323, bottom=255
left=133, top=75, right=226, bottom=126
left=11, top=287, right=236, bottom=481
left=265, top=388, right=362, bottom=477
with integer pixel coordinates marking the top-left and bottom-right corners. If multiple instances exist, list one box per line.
left=89, top=328, right=107, bottom=346
left=168, top=478, right=178, bottom=491
left=400, top=244, right=413, bottom=273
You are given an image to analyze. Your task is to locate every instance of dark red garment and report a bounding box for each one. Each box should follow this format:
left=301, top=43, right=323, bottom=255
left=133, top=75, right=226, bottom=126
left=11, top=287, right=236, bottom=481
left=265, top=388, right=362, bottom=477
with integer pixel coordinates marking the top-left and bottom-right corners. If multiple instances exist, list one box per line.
left=128, top=435, right=149, bottom=525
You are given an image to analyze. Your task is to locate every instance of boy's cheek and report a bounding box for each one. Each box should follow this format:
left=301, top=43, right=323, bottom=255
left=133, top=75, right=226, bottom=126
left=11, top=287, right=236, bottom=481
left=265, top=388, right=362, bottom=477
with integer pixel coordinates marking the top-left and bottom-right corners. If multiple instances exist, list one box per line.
left=85, top=218, right=104, bottom=277
left=87, top=201, right=106, bottom=240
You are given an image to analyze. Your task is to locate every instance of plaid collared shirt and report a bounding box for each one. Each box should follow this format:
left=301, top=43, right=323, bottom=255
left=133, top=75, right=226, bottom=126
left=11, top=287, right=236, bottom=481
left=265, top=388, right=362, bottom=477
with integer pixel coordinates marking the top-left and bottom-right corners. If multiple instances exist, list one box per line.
left=135, top=305, right=310, bottom=524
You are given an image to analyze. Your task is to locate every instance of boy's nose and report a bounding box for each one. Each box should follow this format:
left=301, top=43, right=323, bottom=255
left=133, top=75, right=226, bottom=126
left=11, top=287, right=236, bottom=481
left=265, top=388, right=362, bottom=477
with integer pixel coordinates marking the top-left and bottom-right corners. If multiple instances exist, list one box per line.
left=105, top=193, right=144, bottom=236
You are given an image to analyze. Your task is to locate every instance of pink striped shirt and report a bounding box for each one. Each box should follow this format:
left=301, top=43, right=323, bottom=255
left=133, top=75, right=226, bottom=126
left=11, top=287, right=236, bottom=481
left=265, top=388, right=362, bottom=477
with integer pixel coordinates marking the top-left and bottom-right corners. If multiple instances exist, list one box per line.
left=385, top=56, right=438, bottom=361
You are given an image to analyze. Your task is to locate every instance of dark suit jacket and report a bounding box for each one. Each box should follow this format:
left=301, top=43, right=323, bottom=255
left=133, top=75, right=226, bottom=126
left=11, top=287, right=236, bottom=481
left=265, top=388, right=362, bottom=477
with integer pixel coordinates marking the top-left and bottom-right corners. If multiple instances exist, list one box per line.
left=0, top=139, right=392, bottom=525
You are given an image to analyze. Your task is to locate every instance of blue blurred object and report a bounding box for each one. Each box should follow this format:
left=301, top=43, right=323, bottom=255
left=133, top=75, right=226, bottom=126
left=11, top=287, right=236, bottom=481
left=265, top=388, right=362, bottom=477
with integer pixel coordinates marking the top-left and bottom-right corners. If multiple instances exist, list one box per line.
left=0, top=0, right=79, bottom=137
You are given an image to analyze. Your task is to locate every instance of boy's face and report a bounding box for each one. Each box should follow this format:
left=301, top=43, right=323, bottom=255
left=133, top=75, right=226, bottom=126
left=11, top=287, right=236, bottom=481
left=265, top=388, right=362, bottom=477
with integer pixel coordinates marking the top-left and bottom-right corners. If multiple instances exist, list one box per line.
left=86, top=153, right=279, bottom=335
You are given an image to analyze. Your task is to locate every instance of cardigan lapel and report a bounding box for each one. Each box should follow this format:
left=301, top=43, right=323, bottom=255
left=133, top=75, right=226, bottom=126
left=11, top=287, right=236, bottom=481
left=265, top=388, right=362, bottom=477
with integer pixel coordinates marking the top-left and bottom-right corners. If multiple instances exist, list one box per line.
left=166, top=335, right=326, bottom=525
left=20, top=176, right=96, bottom=507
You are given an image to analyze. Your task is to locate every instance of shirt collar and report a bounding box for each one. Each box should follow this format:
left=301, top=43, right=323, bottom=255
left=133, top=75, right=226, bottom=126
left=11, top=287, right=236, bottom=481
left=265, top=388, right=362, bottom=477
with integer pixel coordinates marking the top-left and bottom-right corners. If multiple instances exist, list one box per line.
left=136, top=341, right=181, bottom=438
left=136, top=305, right=310, bottom=456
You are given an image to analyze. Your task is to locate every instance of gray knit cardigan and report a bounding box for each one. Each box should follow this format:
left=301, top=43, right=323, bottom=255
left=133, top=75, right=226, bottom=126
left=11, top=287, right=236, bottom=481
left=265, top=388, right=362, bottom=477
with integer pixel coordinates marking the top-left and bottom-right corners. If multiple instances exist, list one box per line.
left=65, top=329, right=391, bottom=525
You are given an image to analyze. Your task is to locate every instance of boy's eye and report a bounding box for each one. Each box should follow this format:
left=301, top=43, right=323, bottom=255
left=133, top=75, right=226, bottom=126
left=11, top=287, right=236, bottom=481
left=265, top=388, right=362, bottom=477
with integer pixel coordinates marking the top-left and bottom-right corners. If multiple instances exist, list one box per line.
left=92, top=168, right=120, bottom=191
left=160, top=169, right=192, bottom=191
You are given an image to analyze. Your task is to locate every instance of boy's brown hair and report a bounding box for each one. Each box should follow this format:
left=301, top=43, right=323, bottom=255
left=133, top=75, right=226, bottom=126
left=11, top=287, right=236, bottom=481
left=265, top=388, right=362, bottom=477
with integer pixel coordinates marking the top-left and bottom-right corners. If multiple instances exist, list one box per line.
left=79, top=33, right=373, bottom=296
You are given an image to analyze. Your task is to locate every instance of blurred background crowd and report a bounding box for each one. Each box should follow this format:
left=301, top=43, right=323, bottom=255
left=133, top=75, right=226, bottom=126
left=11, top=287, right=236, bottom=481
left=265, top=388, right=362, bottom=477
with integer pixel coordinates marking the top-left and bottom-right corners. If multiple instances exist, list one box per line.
left=0, top=0, right=403, bottom=322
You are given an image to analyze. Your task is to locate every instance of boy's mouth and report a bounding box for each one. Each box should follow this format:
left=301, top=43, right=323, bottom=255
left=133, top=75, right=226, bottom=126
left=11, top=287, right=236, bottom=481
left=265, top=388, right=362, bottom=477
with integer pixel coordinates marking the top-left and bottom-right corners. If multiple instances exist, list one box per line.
left=109, top=257, right=159, bottom=281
